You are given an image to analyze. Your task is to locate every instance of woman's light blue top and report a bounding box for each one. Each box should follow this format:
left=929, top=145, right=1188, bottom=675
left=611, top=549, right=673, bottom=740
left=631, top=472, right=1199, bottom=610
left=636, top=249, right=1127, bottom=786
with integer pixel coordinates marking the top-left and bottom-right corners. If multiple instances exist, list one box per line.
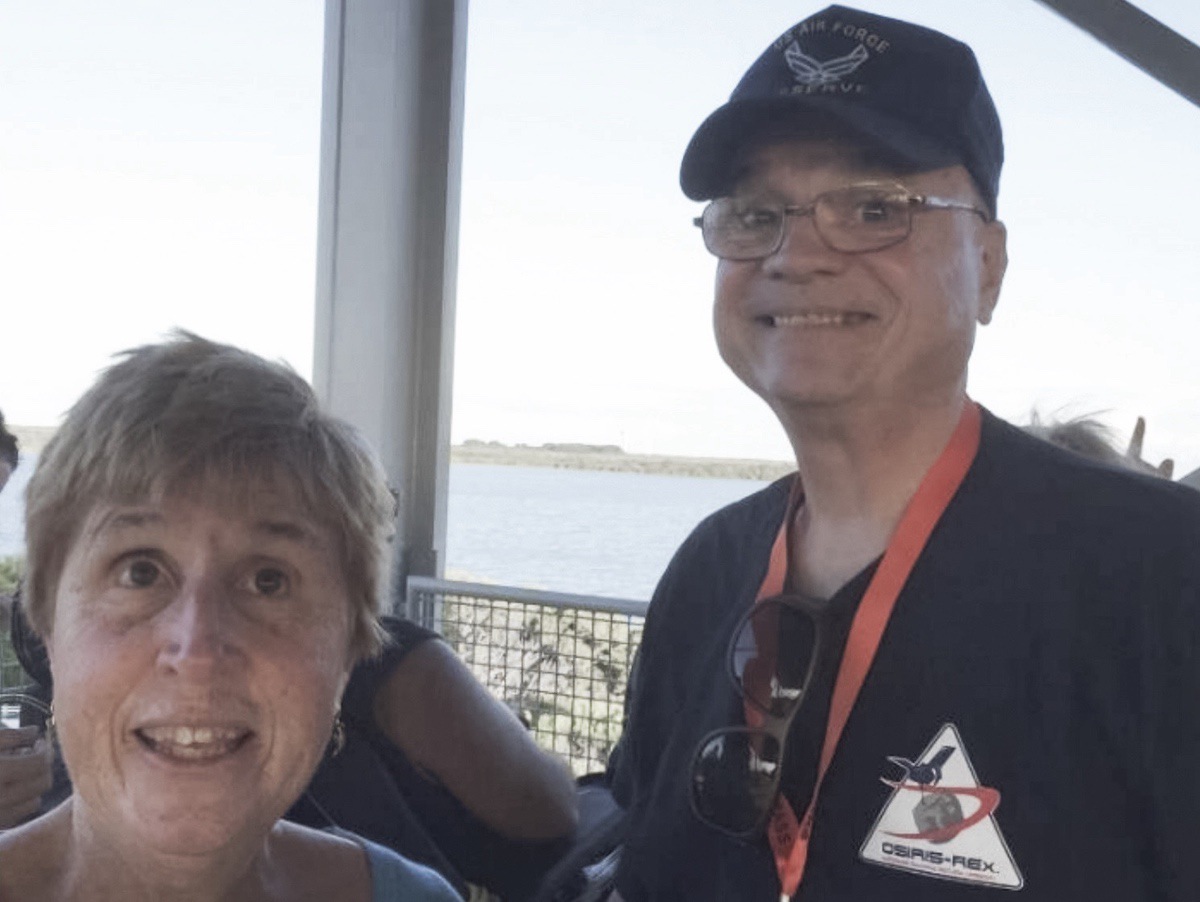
left=339, top=831, right=462, bottom=901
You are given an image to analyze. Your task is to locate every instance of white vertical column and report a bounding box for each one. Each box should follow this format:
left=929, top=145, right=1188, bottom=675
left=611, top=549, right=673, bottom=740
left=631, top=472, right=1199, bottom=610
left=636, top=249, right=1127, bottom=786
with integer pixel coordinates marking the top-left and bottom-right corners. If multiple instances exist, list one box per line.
left=313, top=0, right=467, bottom=606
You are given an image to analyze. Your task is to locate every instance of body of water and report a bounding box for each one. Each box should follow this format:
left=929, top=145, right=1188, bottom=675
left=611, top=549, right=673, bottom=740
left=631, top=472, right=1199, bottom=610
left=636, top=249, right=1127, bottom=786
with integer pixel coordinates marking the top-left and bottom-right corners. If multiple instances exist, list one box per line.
left=446, top=464, right=770, bottom=600
left=0, top=459, right=773, bottom=602
left=0, top=453, right=34, bottom=560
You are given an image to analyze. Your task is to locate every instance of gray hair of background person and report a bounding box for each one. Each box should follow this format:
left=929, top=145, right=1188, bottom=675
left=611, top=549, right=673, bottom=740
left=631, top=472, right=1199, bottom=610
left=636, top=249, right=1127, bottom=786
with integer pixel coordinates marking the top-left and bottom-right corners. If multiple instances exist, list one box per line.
left=22, top=330, right=394, bottom=660
left=1025, top=412, right=1173, bottom=477
left=0, top=411, right=18, bottom=471
left=1024, top=413, right=1128, bottom=468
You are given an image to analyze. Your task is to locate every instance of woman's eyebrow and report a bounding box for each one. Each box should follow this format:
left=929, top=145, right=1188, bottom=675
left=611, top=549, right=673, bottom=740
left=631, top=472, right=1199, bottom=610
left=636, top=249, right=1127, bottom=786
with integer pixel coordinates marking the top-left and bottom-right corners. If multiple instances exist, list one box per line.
left=88, top=508, right=163, bottom=538
left=252, top=519, right=321, bottom=548
left=82, top=509, right=321, bottom=548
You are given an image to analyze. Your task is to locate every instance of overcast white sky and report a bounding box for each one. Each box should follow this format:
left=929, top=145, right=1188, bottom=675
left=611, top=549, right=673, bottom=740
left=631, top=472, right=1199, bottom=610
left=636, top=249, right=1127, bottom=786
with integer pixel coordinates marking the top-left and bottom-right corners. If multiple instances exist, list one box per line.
left=2, top=1, right=1198, bottom=474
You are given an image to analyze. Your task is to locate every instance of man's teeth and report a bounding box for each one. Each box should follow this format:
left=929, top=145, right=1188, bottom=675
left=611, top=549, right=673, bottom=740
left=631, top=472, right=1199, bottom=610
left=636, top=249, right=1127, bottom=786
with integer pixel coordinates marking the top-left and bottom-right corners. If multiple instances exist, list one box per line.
left=767, top=312, right=869, bottom=327
left=138, top=725, right=246, bottom=760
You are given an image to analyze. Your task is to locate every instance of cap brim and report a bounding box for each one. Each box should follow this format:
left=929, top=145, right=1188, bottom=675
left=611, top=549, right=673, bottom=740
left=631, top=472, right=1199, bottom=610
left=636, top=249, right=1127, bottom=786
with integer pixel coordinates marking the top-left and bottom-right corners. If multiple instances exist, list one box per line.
left=680, top=97, right=961, bottom=201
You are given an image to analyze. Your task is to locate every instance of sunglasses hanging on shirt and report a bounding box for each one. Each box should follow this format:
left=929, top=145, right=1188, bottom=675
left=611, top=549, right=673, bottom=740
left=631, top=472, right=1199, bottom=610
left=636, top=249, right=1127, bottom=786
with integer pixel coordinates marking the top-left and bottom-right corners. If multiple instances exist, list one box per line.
left=689, top=592, right=826, bottom=838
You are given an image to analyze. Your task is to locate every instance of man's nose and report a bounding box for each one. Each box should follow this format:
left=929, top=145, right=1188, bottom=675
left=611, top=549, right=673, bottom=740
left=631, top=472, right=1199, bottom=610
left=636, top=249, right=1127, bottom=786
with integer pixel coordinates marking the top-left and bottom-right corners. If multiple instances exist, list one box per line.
left=763, top=209, right=841, bottom=276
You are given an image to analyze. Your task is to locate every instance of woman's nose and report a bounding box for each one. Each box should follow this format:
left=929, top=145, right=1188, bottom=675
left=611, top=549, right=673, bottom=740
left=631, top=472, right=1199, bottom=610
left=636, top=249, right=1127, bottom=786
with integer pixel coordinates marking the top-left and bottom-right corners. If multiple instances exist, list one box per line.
left=156, top=580, right=236, bottom=675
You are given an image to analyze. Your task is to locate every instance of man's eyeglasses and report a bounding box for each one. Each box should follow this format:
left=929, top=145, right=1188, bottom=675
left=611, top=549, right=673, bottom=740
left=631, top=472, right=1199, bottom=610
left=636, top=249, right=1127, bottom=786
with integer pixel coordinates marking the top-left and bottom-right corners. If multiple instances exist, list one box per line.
left=694, top=183, right=990, bottom=260
left=689, top=593, right=825, bottom=838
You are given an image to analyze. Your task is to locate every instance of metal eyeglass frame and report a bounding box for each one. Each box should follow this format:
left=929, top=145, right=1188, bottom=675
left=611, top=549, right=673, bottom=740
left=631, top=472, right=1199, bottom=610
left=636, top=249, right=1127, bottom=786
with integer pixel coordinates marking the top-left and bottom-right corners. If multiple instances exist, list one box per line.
left=0, top=690, right=52, bottom=719
left=693, top=182, right=991, bottom=260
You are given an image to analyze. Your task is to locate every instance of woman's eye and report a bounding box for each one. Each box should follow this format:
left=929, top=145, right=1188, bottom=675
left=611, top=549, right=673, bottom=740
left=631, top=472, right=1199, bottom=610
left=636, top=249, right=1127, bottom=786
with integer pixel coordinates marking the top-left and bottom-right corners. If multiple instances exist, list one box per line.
left=250, top=568, right=288, bottom=597
left=118, top=558, right=161, bottom=588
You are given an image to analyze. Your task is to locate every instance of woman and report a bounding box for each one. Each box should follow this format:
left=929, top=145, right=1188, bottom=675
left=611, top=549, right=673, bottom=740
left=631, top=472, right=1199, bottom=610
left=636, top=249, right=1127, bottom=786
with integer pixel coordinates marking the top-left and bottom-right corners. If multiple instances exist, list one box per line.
left=0, top=333, right=459, bottom=901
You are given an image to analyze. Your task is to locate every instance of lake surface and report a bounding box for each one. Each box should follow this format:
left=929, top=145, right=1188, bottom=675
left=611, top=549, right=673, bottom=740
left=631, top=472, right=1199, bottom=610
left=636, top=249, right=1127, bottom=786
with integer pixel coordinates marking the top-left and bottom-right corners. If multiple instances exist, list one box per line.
left=446, top=464, right=769, bottom=599
left=0, top=454, right=33, bottom=560
left=0, top=458, right=772, bottom=602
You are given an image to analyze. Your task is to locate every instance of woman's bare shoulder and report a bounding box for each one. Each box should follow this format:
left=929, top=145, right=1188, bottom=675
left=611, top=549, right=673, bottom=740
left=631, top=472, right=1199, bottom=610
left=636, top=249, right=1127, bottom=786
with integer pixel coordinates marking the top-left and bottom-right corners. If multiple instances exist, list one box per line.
left=268, top=821, right=374, bottom=902
left=0, top=805, right=70, bottom=897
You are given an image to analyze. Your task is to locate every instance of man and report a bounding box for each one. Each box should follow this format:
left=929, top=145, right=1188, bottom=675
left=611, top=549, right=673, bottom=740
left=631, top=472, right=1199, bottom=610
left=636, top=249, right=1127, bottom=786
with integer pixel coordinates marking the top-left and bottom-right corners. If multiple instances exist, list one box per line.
left=610, top=6, right=1200, bottom=900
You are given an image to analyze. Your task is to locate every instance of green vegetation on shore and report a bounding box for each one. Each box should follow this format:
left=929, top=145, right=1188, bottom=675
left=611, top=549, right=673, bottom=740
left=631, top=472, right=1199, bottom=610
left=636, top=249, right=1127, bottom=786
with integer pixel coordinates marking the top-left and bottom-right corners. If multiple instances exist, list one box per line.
left=1, top=556, right=27, bottom=689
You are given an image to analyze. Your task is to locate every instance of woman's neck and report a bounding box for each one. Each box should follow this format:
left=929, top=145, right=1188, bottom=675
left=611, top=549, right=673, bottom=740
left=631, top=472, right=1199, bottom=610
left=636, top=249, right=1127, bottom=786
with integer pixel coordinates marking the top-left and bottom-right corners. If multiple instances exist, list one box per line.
left=6, top=805, right=369, bottom=902
left=57, top=799, right=274, bottom=902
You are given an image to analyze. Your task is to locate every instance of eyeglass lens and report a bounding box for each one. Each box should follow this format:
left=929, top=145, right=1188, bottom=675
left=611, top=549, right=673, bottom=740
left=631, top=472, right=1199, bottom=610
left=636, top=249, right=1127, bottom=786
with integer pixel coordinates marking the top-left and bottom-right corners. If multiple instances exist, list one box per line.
left=703, top=187, right=914, bottom=258
left=692, top=729, right=783, bottom=835
left=731, top=598, right=819, bottom=716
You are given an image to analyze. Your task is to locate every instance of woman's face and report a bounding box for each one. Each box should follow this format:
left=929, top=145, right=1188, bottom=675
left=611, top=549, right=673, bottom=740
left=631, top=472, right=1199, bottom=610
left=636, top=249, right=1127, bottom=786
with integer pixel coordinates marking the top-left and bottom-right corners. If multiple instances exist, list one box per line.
left=47, top=484, right=355, bottom=857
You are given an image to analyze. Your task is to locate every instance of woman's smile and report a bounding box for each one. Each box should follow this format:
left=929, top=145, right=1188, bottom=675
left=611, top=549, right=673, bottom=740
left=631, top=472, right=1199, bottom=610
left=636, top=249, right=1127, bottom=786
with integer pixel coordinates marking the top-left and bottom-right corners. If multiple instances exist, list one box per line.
left=133, top=723, right=254, bottom=763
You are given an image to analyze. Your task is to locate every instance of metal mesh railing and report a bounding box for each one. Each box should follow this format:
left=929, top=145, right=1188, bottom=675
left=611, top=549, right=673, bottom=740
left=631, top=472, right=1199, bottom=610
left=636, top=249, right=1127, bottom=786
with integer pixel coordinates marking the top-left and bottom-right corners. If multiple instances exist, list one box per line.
left=406, top=576, right=646, bottom=777
left=0, top=594, right=26, bottom=691
left=0, top=641, right=22, bottom=691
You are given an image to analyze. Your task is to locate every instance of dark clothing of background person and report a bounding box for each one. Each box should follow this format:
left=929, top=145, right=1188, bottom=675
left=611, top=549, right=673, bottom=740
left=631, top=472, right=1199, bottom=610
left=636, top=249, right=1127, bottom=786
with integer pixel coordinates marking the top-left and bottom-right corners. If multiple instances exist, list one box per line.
left=290, top=617, right=570, bottom=901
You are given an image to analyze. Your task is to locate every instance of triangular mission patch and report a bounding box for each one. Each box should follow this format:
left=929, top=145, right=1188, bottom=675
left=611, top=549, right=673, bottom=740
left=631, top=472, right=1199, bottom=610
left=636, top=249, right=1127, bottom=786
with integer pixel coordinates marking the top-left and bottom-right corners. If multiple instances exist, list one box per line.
left=859, top=722, right=1023, bottom=889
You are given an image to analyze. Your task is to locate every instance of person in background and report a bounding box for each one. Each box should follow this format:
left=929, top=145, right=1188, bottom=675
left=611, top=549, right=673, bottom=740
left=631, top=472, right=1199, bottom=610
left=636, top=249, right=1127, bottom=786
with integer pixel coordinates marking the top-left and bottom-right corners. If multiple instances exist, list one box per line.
left=608, top=6, right=1200, bottom=900
left=0, top=410, right=56, bottom=831
left=289, top=611, right=579, bottom=901
left=1025, top=413, right=1174, bottom=477
left=0, top=333, right=462, bottom=899
left=0, top=370, right=577, bottom=900
left=0, top=411, right=17, bottom=493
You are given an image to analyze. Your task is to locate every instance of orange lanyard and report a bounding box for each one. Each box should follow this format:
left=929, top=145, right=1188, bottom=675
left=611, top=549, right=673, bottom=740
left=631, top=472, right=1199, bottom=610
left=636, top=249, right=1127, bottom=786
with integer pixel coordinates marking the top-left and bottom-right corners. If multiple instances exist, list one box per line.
left=750, top=402, right=982, bottom=900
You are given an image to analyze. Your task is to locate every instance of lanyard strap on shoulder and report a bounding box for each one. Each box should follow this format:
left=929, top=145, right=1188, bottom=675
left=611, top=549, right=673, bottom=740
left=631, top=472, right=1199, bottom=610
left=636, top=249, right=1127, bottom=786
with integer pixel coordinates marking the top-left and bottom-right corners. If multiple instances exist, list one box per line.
left=752, top=402, right=983, bottom=900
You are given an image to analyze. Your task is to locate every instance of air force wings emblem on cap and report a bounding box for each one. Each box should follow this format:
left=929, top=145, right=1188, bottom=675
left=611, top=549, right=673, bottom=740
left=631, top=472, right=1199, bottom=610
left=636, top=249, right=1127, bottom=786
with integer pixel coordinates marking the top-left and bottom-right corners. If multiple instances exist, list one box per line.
left=784, top=41, right=869, bottom=86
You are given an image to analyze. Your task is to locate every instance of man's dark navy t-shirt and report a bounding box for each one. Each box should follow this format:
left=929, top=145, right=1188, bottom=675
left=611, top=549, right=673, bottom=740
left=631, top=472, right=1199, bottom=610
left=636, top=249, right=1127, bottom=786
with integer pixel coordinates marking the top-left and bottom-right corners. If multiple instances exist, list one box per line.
left=612, top=410, right=1200, bottom=901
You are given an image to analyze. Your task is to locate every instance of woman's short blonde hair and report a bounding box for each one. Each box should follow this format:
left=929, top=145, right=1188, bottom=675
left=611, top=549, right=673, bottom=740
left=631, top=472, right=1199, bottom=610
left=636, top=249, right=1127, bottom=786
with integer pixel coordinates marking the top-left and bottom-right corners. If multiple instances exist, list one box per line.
left=24, top=331, right=393, bottom=661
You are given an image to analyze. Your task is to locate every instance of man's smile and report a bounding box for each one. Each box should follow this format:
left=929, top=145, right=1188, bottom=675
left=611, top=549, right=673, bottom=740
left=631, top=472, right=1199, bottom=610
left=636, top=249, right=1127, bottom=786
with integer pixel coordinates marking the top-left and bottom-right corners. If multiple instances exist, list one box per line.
left=755, top=311, right=876, bottom=328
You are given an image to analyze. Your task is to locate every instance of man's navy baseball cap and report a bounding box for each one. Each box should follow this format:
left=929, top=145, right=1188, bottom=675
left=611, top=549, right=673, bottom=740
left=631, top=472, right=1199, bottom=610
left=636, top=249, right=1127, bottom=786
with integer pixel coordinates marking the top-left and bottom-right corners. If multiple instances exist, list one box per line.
left=680, top=5, right=1003, bottom=214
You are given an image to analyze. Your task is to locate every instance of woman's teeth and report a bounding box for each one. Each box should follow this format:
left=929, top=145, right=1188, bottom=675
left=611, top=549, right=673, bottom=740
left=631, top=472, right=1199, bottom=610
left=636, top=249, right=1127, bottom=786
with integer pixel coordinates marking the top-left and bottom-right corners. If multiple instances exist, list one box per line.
left=137, top=725, right=247, bottom=760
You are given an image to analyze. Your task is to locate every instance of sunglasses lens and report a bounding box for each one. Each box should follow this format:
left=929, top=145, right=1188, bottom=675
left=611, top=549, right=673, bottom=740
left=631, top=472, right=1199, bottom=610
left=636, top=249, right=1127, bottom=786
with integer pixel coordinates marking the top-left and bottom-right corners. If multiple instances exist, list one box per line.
left=731, top=599, right=818, bottom=716
left=691, top=730, right=783, bottom=834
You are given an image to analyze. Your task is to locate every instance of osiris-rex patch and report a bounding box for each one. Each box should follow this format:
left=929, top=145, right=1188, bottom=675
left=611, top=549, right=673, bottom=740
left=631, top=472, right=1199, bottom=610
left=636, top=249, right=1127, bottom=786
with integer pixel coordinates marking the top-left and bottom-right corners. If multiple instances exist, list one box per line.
left=859, top=723, right=1024, bottom=890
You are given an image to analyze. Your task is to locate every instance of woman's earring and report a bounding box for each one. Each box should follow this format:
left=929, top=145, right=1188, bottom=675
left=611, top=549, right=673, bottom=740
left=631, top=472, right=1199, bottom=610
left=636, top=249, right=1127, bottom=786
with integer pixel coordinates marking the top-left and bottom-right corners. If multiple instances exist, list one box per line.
left=328, top=714, right=346, bottom=758
left=47, top=701, right=57, bottom=746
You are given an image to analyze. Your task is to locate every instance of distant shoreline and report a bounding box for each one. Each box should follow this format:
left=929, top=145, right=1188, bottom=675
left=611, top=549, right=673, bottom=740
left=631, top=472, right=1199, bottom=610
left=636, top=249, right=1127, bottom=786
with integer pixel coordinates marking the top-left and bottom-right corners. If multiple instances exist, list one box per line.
left=8, top=426, right=56, bottom=455
left=451, top=441, right=793, bottom=481
left=9, top=427, right=793, bottom=482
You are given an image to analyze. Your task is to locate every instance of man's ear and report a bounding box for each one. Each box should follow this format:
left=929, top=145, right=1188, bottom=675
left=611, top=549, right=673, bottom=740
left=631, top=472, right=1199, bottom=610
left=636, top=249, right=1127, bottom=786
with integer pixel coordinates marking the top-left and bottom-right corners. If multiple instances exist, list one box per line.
left=976, top=219, right=1007, bottom=326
